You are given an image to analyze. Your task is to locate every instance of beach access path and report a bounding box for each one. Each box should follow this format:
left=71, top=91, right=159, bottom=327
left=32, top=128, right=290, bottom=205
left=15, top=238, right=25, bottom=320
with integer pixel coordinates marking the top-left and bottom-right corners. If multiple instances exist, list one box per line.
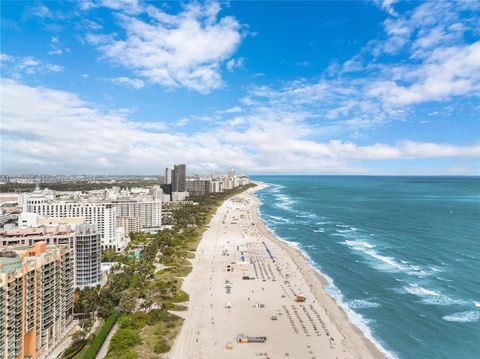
left=169, top=183, right=385, bottom=359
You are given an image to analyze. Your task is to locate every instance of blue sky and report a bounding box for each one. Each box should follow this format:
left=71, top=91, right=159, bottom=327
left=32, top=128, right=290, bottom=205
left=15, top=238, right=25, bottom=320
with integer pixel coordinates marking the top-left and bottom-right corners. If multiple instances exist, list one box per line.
left=1, top=0, right=479, bottom=175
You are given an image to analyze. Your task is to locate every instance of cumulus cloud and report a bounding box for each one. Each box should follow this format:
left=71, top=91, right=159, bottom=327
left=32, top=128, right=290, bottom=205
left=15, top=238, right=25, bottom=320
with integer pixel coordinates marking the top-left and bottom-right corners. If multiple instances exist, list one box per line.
left=1, top=78, right=478, bottom=174
left=86, top=2, right=243, bottom=93
left=367, top=42, right=480, bottom=105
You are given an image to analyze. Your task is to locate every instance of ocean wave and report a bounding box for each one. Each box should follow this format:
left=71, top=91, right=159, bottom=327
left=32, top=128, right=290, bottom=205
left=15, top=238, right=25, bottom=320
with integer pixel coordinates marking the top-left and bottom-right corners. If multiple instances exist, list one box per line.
left=348, top=299, right=381, bottom=309
left=341, top=238, right=439, bottom=278
left=268, top=184, right=285, bottom=193
left=404, top=284, right=440, bottom=297
left=442, top=311, right=480, bottom=323
left=267, top=215, right=290, bottom=223
left=402, top=284, right=467, bottom=306
left=313, top=228, right=325, bottom=233
left=295, top=212, right=317, bottom=218
left=272, top=193, right=297, bottom=211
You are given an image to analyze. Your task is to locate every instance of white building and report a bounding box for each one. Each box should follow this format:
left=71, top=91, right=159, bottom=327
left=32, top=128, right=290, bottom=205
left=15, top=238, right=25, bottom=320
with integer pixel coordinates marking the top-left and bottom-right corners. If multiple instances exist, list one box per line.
left=22, top=196, right=119, bottom=251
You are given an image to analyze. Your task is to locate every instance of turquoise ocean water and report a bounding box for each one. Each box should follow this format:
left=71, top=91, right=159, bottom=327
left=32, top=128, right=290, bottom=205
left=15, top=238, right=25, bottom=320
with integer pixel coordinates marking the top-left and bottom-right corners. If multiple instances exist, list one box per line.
left=252, top=176, right=480, bottom=359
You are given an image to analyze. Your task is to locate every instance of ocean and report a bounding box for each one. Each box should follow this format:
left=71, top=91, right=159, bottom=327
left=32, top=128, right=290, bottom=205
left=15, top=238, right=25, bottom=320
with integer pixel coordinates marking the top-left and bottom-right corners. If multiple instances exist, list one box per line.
left=252, top=176, right=480, bottom=359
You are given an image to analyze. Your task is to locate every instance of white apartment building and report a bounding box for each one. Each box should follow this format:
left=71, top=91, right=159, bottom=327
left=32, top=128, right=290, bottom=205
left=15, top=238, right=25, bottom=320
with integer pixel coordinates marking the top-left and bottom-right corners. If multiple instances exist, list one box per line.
left=210, top=180, right=224, bottom=193
left=23, top=196, right=118, bottom=251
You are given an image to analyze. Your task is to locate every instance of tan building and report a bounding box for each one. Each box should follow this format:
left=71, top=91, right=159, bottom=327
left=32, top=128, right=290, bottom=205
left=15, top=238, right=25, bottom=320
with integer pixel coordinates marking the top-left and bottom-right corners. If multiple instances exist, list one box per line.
left=117, top=217, right=141, bottom=235
left=0, top=242, right=74, bottom=359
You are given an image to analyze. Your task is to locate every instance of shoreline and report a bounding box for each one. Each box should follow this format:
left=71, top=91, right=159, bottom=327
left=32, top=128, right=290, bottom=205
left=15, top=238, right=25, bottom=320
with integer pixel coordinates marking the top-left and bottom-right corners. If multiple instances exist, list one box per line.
left=170, top=182, right=386, bottom=358
left=250, top=182, right=388, bottom=358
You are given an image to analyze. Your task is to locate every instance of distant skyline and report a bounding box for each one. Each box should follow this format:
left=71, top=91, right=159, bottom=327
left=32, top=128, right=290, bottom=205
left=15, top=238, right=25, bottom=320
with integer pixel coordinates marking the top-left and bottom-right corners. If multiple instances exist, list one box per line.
left=1, top=0, right=479, bottom=175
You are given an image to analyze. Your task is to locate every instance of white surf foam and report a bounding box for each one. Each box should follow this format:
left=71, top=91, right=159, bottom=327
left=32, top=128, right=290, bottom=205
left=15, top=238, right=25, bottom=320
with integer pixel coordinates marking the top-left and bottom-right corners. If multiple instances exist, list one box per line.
left=404, top=284, right=440, bottom=297
left=341, top=238, right=438, bottom=278
left=268, top=215, right=290, bottom=223
left=442, top=311, right=480, bottom=323
left=313, top=228, right=325, bottom=233
left=348, top=299, right=381, bottom=309
left=402, top=284, right=467, bottom=306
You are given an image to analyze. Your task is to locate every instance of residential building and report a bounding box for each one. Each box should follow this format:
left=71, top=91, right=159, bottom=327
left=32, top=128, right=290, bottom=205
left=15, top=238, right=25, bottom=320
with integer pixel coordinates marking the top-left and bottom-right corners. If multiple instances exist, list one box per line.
left=0, top=242, right=74, bottom=359
left=74, top=224, right=101, bottom=288
left=117, top=217, right=141, bottom=235
left=0, top=224, right=101, bottom=288
left=113, top=200, right=162, bottom=229
left=165, top=167, right=172, bottom=185
left=172, top=164, right=186, bottom=192
left=210, top=180, right=224, bottom=193
left=186, top=179, right=211, bottom=195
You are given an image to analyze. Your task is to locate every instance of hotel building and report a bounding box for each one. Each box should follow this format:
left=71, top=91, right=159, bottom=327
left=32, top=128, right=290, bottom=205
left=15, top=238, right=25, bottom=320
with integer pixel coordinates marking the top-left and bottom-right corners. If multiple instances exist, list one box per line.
left=22, top=197, right=118, bottom=251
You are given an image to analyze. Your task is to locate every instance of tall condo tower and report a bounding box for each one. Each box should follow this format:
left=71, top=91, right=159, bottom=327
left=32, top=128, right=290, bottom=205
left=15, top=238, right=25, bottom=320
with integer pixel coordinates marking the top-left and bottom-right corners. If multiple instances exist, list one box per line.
left=165, top=167, right=172, bottom=185
left=172, top=164, right=186, bottom=192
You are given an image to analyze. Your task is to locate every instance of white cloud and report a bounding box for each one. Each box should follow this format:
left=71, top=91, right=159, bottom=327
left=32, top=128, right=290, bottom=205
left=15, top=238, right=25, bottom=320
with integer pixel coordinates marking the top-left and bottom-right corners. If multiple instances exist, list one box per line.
left=373, top=0, right=399, bottom=16
left=1, top=53, right=63, bottom=76
left=368, top=41, right=480, bottom=105
left=226, top=57, right=245, bottom=72
left=175, top=118, right=190, bottom=127
left=1, top=79, right=478, bottom=174
left=109, top=76, right=145, bottom=89
left=86, top=2, right=243, bottom=93
left=48, top=36, right=69, bottom=56
left=225, top=106, right=242, bottom=113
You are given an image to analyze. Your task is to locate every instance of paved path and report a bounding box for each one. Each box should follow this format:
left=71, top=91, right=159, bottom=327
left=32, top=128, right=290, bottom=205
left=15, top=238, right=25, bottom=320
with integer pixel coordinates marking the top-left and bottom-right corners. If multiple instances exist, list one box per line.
left=95, top=324, right=119, bottom=359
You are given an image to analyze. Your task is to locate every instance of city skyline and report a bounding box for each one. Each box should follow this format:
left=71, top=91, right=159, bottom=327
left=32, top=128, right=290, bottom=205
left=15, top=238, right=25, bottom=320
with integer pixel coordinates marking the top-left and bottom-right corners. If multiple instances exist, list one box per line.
left=1, top=1, right=479, bottom=175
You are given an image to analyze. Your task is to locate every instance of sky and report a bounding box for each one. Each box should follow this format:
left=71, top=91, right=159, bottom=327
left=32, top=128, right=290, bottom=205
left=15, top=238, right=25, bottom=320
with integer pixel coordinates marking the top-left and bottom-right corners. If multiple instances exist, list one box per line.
left=1, top=0, right=479, bottom=175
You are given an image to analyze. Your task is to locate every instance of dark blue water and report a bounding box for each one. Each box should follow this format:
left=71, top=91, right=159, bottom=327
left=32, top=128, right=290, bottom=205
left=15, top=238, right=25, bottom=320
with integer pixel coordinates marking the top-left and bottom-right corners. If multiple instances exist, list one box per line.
left=252, top=176, right=480, bottom=359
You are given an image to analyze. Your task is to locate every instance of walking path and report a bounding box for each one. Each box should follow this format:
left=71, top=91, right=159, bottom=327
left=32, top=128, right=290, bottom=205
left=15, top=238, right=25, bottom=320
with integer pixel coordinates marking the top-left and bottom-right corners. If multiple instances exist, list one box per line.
left=95, top=324, right=119, bottom=359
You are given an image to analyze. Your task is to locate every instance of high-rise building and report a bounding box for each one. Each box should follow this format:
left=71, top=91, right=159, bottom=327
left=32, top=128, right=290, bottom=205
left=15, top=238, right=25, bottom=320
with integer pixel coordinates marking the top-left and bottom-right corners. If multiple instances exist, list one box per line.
left=172, top=164, right=186, bottom=193
left=74, top=224, right=101, bottom=288
left=0, top=242, right=74, bottom=359
left=186, top=179, right=211, bottom=195
left=165, top=167, right=172, bottom=185
left=0, top=223, right=101, bottom=288
left=228, top=168, right=235, bottom=178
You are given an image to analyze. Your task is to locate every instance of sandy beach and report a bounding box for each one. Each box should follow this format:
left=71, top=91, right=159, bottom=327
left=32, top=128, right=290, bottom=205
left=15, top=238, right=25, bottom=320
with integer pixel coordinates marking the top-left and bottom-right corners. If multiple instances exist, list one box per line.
left=170, top=183, right=385, bottom=359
